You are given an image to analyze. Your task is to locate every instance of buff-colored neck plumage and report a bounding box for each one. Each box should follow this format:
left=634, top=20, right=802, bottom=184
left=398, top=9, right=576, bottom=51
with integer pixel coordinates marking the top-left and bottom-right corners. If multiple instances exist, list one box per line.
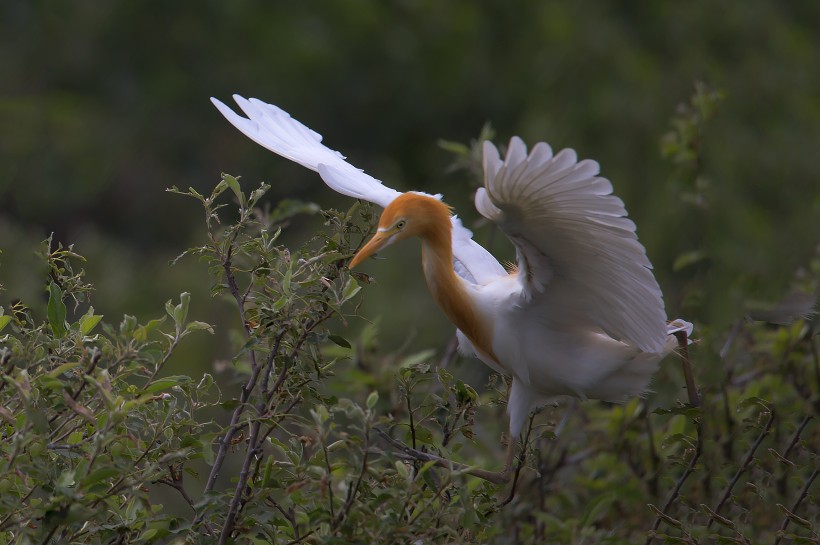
left=385, top=194, right=497, bottom=362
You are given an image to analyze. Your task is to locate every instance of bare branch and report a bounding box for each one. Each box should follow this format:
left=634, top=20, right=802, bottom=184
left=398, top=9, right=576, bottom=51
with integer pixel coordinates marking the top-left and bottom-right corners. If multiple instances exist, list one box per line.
left=218, top=420, right=263, bottom=545
left=645, top=446, right=701, bottom=544
left=708, top=409, right=775, bottom=528
left=773, top=469, right=819, bottom=545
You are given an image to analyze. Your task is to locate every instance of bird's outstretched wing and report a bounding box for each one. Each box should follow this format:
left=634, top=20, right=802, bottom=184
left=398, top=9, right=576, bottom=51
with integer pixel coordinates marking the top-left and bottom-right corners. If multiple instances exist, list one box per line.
left=212, top=95, right=506, bottom=285
left=476, top=137, right=668, bottom=353
left=212, top=95, right=400, bottom=207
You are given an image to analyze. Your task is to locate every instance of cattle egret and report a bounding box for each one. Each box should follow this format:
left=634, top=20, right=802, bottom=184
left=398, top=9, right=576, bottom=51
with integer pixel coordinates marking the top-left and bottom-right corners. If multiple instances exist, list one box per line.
left=212, top=95, right=693, bottom=483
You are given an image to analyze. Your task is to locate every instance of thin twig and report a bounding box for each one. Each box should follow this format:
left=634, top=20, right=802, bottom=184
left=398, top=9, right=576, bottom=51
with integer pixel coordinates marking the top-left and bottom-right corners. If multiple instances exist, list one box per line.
left=260, top=395, right=302, bottom=442
left=322, top=440, right=336, bottom=521
left=407, top=475, right=452, bottom=526
left=90, top=422, right=165, bottom=509
left=268, top=497, right=300, bottom=540
left=782, top=415, right=812, bottom=460
left=646, top=447, right=701, bottom=545
left=773, top=469, right=819, bottom=545
left=644, top=403, right=660, bottom=499
left=261, top=330, right=287, bottom=397
left=406, top=389, right=417, bottom=452
left=47, top=349, right=101, bottom=427
left=647, top=330, right=705, bottom=545
left=441, top=404, right=468, bottom=449
left=497, top=412, right=536, bottom=508
left=707, top=409, right=775, bottom=528
left=218, top=420, right=263, bottom=545
left=200, top=248, right=269, bottom=504
left=0, top=485, right=37, bottom=531
left=201, top=354, right=264, bottom=497
left=154, top=465, right=197, bottom=515
left=284, top=530, right=316, bottom=545
left=39, top=523, right=59, bottom=545
left=809, top=333, right=820, bottom=397
left=374, top=427, right=509, bottom=485
left=140, top=327, right=182, bottom=392
left=333, top=426, right=371, bottom=529
left=0, top=348, right=13, bottom=395
left=719, top=319, right=744, bottom=360
left=220, top=348, right=293, bottom=542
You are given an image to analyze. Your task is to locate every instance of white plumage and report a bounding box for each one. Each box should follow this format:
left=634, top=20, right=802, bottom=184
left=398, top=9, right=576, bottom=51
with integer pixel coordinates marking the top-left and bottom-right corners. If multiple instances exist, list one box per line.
left=212, top=95, right=691, bottom=439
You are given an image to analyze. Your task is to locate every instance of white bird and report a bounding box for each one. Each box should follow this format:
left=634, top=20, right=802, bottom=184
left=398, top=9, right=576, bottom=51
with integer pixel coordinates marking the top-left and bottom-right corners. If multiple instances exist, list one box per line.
left=212, top=95, right=692, bottom=482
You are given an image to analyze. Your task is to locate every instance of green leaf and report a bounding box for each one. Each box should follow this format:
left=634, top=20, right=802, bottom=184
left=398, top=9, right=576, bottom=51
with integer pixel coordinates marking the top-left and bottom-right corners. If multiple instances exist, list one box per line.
left=79, top=307, right=103, bottom=335
left=455, top=380, right=477, bottom=403
left=220, top=399, right=240, bottom=411
left=120, top=314, right=138, bottom=335
left=660, top=433, right=697, bottom=451
left=737, top=396, right=773, bottom=412
left=48, top=361, right=82, bottom=378
left=0, top=315, right=12, bottom=332
left=201, top=438, right=215, bottom=465
left=270, top=198, right=320, bottom=222
left=437, top=139, right=470, bottom=156
left=137, top=529, right=158, bottom=542
left=135, top=317, right=167, bottom=342
left=82, top=468, right=120, bottom=488
left=400, top=350, right=435, bottom=369
left=185, top=321, right=214, bottom=334
left=282, top=263, right=292, bottom=294
left=580, top=493, right=616, bottom=527
left=47, top=282, right=68, bottom=338
left=273, top=295, right=289, bottom=311
left=653, top=406, right=700, bottom=418
left=412, top=426, right=434, bottom=445
left=366, top=390, right=379, bottom=409
left=166, top=292, right=190, bottom=326
left=247, top=183, right=271, bottom=208
left=341, top=277, right=361, bottom=303
left=143, top=375, right=191, bottom=394
left=223, top=173, right=244, bottom=207
left=672, top=250, right=707, bottom=272
left=700, top=504, right=736, bottom=529
left=35, top=375, right=65, bottom=391
left=777, top=503, right=812, bottom=529
left=56, top=469, right=76, bottom=489
left=327, top=334, right=351, bottom=349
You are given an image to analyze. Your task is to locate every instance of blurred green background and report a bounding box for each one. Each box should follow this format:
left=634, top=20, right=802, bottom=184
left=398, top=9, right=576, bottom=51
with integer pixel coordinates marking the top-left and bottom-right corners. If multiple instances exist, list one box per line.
left=2, top=0, right=819, bottom=373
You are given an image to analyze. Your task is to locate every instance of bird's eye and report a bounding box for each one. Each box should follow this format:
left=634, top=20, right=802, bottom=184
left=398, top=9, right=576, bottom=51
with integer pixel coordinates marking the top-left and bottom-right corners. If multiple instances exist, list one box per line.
left=396, top=220, right=406, bottom=230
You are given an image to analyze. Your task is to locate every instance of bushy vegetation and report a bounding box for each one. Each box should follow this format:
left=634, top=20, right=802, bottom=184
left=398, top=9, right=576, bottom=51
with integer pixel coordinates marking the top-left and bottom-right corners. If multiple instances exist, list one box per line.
left=1, top=85, right=817, bottom=544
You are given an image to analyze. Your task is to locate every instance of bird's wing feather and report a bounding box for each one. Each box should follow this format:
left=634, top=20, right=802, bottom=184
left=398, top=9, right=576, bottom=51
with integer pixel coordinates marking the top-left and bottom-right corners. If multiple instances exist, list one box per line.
left=449, top=215, right=507, bottom=284
left=477, top=137, right=667, bottom=353
left=212, top=95, right=400, bottom=207
left=212, top=95, right=507, bottom=285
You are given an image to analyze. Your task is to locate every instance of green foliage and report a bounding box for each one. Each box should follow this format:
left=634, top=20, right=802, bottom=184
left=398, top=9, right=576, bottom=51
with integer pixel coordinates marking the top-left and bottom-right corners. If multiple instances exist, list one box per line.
left=0, top=240, right=217, bottom=543
left=1, top=100, right=818, bottom=545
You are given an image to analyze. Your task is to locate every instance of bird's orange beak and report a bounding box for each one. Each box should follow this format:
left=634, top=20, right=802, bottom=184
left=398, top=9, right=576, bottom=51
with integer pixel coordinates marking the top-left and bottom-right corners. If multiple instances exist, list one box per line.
left=349, top=231, right=393, bottom=269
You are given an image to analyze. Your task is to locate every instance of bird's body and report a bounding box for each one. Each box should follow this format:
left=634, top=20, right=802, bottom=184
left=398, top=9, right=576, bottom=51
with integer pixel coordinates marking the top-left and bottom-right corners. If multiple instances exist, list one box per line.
left=212, top=95, right=692, bottom=441
left=359, top=191, right=679, bottom=436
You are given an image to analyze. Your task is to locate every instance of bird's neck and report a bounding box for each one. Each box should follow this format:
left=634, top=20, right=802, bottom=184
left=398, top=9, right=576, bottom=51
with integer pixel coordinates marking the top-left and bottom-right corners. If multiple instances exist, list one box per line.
left=420, top=226, right=498, bottom=363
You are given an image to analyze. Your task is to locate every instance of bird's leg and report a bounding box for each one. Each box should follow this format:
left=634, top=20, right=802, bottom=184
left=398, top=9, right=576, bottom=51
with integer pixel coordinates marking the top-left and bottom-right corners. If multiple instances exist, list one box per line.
left=673, top=330, right=700, bottom=407
left=554, top=398, right=576, bottom=437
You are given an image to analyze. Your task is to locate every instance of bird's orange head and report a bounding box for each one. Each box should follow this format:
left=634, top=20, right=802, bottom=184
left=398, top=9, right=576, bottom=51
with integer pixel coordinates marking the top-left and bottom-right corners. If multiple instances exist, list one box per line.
left=349, top=193, right=452, bottom=268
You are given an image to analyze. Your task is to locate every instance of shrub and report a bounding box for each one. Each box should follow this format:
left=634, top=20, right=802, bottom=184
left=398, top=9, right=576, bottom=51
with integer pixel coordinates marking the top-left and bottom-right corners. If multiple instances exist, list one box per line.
left=0, top=92, right=817, bottom=544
